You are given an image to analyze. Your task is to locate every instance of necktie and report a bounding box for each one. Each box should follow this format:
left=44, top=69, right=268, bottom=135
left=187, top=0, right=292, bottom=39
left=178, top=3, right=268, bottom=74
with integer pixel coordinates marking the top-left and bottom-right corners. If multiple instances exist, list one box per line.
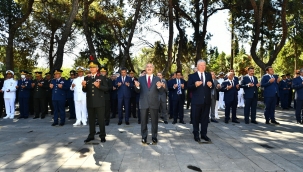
left=250, top=76, right=253, bottom=83
left=231, top=80, right=233, bottom=87
left=147, top=76, right=151, bottom=88
left=122, top=77, right=124, bottom=84
left=201, top=73, right=204, bottom=86
left=177, top=79, right=181, bottom=94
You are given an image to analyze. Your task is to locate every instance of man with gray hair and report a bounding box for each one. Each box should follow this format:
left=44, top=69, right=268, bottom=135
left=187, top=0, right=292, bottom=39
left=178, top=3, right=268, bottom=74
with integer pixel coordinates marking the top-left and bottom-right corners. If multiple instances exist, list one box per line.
left=134, top=63, right=165, bottom=144
left=187, top=60, right=213, bottom=142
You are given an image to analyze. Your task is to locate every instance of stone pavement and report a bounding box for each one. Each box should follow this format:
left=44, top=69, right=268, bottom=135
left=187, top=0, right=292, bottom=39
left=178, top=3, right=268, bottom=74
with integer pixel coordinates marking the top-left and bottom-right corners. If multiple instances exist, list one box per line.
left=0, top=107, right=303, bottom=172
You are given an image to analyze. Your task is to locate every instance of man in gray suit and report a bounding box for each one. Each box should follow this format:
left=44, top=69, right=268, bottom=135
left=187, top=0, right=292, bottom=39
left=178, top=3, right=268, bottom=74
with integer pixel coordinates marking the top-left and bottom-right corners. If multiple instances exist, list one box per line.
left=134, top=63, right=164, bottom=144
left=157, top=72, right=168, bottom=124
left=209, top=72, right=220, bottom=123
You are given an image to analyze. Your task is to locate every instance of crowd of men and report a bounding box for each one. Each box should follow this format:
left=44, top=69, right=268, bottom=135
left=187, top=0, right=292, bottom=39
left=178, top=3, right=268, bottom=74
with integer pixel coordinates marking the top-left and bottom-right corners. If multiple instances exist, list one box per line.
left=1, top=58, right=303, bottom=143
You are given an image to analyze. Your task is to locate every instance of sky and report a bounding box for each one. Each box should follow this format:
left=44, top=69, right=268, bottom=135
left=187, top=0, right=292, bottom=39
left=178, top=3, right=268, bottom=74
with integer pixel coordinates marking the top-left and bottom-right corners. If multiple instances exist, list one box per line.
left=38, top=10, right=244, bottom=68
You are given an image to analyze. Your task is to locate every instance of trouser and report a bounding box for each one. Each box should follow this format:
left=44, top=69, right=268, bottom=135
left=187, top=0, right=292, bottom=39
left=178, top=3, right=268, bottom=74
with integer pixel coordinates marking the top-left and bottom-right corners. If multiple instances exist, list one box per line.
left=34, top=97, right=45, bottom=118
left=137, top=101, right=141, bottom=122
left=264, top=95, right=277, bottom=121
left=218, top=92, right=225, bottom=109
left=224, top=99, right=238, bottom=121
left=244, top=97, right=257, bottom=122
left=159, top=99, right=167, bottom=121
left=118, top=97, right=130, bottom=122
left=192, top=103, right=210, bottom=137
left=105, top=99, right=111, bottom=122
left=67, top=98, right=76, bottom=118
left=110, top=99, right=117, bottom=117
left=295, top=99, right=303, bottom=122
left=238, top=93, right=244, bottom=107
left=173, top=95, right=184, bottom=122
left=288, top=90, right=293, bottom=107
left=209, top=98, right=218, bottom=119
left=129, top=97, right=137, bottom=117
left=140, top=108, right=158, bottom=138
left=87, top=107, right=106, bottom=139
left=280, top=93, right=289, bottom=109
left=44, top=96, right=53, bottom=115
left=19, top=97, right=29, bottom=118
left=4, top=98, right=15, bottom=118
left=29, top=95, right=34, bottom=115
left=53, top=100, right=66, bottom=124
left=74, top=100, right=87, bottom=123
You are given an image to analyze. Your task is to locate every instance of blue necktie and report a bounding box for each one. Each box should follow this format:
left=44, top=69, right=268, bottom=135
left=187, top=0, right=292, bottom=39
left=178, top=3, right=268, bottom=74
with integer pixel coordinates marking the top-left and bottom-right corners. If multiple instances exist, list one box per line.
left=177, top=79, right=181, bottom=94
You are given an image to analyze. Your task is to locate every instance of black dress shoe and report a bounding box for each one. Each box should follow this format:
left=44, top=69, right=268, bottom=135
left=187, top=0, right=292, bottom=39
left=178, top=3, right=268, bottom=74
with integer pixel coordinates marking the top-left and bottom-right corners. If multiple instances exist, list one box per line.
left=105, top=121, right=109, bottom=126
left=201, top=135, right=211, bottom=142
left=101, top=138, right=106, bottom=142
left=251, top=121, right=258, bottom=124
left=126, top=121, right=130, bottom=125
left=142, top=137, right=147, bottom=144
left=211, top=119, right=218, bottom=123
left=232, top=120, right=240, bottom=123
left=235, top=117, right=239, bottom=120
left=194, top=137, right=200, bottom=142
left=138, top=121, right=141, bottom=124
left=118, top=121, right=122, bottom=125
left=59, top=123, right=64, bottom=126
left=225, top=121, right=229, bottom=124
left=271, top=120, right=280, bottom=125
left=179, top=121, right=186, bottom=124
left=51, top=123, right=58, bottom=126
left=190, top=121, right=192, bottom=124
left=84, top=138, right=94, bottom=143
left=245, top=122, right=249, bottom=124
left=152, top=137, right=158, bottom=143
left=172, top=121, right=177, bottom=124
left=296, top=121, right=302, bottom=124
left=41, top=117, right=45, bottom=119
left=110, top=116, right=115, bottom=119
left=17, top=116, right=23, bottom=119
left=33, top=117, right=39, bottom=119
left=265, top=120, right=270, bottom=124
left=164, top=121, right=168, bottom=124
left=169, top=117, right=173, bottom=119
left=24, top=117, right=28, bottom=119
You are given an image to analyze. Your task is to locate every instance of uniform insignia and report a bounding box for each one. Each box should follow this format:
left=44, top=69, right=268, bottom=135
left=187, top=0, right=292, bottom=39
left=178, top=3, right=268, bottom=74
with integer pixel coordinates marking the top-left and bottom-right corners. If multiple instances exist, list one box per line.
left=60, top=81, right=64, bottom=84
left=96, top=79, right=101, bottom=82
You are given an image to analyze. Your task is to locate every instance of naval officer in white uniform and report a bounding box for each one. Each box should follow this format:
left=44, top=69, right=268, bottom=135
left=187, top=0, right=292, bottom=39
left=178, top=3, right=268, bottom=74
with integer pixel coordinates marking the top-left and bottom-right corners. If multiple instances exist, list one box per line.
left=1, top=70, right=17, bottom=119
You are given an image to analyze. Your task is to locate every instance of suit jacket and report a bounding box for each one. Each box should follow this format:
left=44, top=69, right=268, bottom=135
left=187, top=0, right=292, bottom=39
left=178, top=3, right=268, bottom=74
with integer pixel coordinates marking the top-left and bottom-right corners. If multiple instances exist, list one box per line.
left=292, top=76, right=303, bottom=100
left=134, top=75, right=164, bottom=109
left=220, top=79, right=240, bottom=102
left=168, top=78, right=186, bottom=101
left=187, top=72, right=213, bottom=105
left=261, top=74, right=279, bottom=98
left=211, top=79, right=220, bottom=101
left=240, top=75, right=259, bottom=99
left=32, top=79, right=47, bottom=98
left=51, top=78, right=69, bottom=101
left=279, top=80, right=289, bottom=94
left=82, top=74, right=108, bottom=108
left=17, top=79, right=32, bottom=98
left=115, top=75, right=133, bottom=99
left=158, top=79, right=168, bottom=102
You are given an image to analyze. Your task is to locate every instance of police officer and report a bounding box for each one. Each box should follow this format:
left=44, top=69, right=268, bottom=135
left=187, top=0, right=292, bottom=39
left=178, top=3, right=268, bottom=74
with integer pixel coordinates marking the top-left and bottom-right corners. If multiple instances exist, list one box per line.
left=83, top=57, right=108, bottom=143
left=100, top=67, right=112, bottom=126
left=67, top=70, right=76, bottom=119
left=50, top=69, right=69, bottom=126
left=16, top=70, right=32, bottom=119
left=44, top=73, right=54, bottom=115
left=32, top=72, right=47, bottom=119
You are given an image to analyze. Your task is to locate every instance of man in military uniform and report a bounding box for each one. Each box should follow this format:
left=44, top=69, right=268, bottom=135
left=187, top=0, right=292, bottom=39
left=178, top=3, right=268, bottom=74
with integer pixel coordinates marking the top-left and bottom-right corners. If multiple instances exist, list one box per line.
left=129, top=70, right=137, bottom=118
left=16, top=70, right=32, bottom=119
left=32, top=72, right=47, bottom=119
left=82, top=57, right=108, bottom=143
left=100, top=67, right=112, bottom=126
left=26, top=72, right=35, bottom=116
left=1, top=70, right=17, bottom=119
left=50, top=69, right=69, bottom=126
left=0, top=75, right=4, bottom=118
left=44, top=73, right=54, bottom=115
left=67, top=70, right=76, bottom=119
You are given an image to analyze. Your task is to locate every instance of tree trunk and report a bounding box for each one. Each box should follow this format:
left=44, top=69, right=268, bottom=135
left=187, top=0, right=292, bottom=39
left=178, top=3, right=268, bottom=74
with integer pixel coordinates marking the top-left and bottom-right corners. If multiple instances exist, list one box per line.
left=49, top=29, right=55, bottom=71
left=5, top=0, right=35, bottom=70
left=175, top=10, right=183, bottom=72
left=162, top=0, right=174, bottom=77
left=83, top=0, right=96, bottom=58
left=120, top=0, right=142, bottom=68
left=53, top=0, right=79, bottom=70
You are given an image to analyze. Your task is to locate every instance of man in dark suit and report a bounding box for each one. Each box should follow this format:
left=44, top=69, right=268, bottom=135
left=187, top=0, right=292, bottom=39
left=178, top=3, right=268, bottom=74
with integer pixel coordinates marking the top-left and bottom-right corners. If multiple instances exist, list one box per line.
left=16, top=70, right=32, bottom=119
left=129, top=70, right=137, bottom=118
left=134, top=63, right=164, bottom=144
left=100, top=67, right=112, bottom=126
left=221, top=72, right=240, bottom=123
left=157, top=72, right=168, bottom=124
left=209, top=72, right=220, bottom=123
left=26, top=72, right=35, bottom=116
left=83, top=58, right=109, bottom=143
left=240, top=67, right=260, bottom=124
left=286, top=73, right=293, bottom=108
left=169, top=71, right=186, bottom=124
left=187, top=60, right=213, bottom=142
left=66, top=70, right=76, bottom=119
left=50, top=69, right=69, bottom=126
left=32, top=72, right=48, bottom=119
left=115, top=67, right=133, bottom=125
left=279, top=75, right=290, bottom=110
left=110, top=73, right=118, bottom=118
left=292, top=68, right=303, bottom=124
left=44, top=73, right=54, bottom=115
left=167, top=73, right=176, bottom=119
left=261, top=66, right=280, bottom=124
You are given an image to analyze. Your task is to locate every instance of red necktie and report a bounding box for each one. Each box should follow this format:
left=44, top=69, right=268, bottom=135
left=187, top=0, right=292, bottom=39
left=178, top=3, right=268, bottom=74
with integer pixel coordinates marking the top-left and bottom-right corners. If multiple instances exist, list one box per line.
left=148, top=76, right=151, bottom=88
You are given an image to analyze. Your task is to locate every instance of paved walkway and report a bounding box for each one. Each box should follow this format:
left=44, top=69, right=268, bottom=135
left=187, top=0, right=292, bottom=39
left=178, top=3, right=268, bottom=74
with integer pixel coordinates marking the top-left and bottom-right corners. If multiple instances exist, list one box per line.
left=0, top=107, right=303, bottom=172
